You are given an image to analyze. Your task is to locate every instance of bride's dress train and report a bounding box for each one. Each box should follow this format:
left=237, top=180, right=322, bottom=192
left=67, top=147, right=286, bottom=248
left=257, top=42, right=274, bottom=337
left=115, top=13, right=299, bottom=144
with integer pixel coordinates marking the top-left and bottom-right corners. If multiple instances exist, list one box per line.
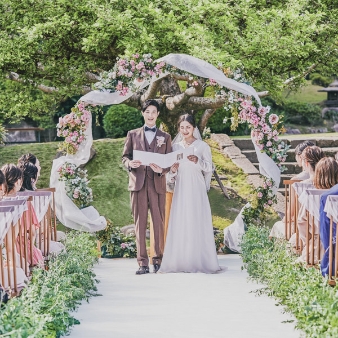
left=160, top=139, right=220, bottom=273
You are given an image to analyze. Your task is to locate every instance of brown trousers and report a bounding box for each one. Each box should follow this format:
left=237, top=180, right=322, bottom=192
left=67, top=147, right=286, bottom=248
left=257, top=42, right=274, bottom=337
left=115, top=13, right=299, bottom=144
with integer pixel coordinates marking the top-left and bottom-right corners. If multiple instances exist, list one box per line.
left=131, top=176, right=165, bottom=266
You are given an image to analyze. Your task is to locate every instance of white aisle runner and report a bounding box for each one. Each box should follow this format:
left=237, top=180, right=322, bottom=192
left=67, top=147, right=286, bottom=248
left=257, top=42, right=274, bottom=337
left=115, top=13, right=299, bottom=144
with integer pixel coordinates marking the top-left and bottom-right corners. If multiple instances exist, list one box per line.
left=68, top=255, right=300, bottom=338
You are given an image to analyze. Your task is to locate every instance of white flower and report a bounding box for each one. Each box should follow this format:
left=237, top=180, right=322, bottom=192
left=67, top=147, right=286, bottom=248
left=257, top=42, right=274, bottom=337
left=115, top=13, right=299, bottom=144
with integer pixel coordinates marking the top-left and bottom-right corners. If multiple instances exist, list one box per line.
left=156, top=136, right=165, bottom=147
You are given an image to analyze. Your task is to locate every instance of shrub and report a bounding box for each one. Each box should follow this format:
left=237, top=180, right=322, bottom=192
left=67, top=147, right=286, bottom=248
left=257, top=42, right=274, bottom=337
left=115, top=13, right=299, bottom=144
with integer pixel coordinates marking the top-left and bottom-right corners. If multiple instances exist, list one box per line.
left=242, top=225, right=338, bottom=337
left=262, top=97, right=322, bottom=126
left=309, top=73, right=331, bottom=88
left=103, top=104, right=143, bottom=138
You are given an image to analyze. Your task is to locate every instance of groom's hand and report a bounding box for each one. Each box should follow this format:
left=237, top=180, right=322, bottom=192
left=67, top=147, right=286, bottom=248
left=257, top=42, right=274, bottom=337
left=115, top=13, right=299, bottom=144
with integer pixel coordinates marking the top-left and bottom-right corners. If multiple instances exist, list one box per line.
left=129, top=160, right=142, bottom=168
left=149, top=163, right=163, bottom=174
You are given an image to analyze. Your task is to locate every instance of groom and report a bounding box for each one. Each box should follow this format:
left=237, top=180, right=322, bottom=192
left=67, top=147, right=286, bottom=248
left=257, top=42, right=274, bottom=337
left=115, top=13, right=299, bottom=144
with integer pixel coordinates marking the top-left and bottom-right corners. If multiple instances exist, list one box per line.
left=122, top=100, right=172, bottom=275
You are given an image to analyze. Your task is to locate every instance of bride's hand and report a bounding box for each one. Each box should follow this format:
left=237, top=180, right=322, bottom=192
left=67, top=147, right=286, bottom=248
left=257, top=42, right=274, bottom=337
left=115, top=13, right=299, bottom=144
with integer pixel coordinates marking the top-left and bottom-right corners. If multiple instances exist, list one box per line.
left=170, top=162, right=179, bottom=173
left=187, top=155, right=198, bottom=164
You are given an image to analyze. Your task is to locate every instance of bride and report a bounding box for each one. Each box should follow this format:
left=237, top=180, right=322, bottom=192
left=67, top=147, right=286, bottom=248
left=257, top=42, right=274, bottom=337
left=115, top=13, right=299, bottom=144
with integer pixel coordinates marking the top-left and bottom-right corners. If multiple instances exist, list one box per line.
left=159, top=114, right=221, bottom=273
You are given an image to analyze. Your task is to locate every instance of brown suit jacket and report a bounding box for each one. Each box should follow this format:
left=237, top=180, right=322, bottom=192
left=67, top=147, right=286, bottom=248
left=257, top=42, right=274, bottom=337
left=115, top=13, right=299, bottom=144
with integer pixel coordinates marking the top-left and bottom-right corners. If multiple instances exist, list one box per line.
left=122, top=127, right=172, bottom=194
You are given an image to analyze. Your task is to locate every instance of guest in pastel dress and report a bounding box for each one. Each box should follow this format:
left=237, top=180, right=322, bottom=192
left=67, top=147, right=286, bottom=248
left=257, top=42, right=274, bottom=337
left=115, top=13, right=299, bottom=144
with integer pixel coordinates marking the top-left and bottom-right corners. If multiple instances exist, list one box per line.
left=1, top=164, right=44, bottom=267
left=269, top=144, right=322, bottom=239
left=296, top=157, right=338, bottom=264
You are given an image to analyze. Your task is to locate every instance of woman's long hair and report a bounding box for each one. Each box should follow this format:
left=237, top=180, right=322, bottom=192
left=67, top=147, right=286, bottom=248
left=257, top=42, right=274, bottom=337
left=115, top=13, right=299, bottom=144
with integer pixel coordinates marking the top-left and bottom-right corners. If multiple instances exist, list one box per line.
left=314, top=157, right=338, bottom=189
left=18, top=162, right=38, bottom=191
left=302, top=146, right=325, bottom=172
left=1, top=164, right=23, bottom=194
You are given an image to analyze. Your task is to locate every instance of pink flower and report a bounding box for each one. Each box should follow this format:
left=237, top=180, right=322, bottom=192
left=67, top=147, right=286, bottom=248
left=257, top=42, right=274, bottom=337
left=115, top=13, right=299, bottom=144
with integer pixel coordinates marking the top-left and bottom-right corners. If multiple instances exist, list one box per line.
left=258, top=144, right=264, bottom=150
left=268, top=200, right=273, bottom=205
left=266, top=141, right=272, bottom=147
left=136, top=62, right=144, bottom=70
left=257, top=192, right=263, bottom=198
left=121, top=243, right=127, bottom=249
left=269, top=114, right=279, bottom=125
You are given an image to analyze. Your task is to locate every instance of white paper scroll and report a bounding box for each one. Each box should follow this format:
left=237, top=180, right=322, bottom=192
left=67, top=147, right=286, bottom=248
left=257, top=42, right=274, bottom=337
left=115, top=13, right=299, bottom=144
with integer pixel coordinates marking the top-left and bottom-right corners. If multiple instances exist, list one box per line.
left=298, top=189, right=328, bottom=222
left=324, top=195, right=338, bottom=224
left=133, top=147, right=194, bottom=168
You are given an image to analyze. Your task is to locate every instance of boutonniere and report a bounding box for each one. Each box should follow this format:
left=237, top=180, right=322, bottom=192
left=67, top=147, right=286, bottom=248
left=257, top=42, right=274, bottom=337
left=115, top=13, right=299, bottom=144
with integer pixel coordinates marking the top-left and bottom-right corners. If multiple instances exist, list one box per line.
left=156, top=136, right=165, bottom=147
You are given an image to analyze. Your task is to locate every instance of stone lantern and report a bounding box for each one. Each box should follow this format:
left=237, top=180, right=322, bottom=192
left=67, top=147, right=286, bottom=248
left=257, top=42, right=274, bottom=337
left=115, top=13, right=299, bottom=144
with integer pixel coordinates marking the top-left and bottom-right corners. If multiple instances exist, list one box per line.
left=318, top=79, right=338, bottom=117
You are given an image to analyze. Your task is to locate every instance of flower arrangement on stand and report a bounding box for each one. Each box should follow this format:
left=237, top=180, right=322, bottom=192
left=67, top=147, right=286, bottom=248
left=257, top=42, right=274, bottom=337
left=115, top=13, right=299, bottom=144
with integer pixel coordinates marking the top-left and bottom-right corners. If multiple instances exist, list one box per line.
left=58, top=162, right=93, bottom=208
left=57, top=101, right=92, bottom=155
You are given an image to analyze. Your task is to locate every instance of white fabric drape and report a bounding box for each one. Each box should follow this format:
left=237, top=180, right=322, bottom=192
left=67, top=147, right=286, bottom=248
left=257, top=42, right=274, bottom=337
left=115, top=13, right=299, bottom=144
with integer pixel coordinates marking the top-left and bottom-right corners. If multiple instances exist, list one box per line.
left=80, top=54, right=261, bottom=106
left=50, top=114, right=107, bottom=232
left=298, top=189, right=328, bottom=223
left=17, top=191, right=52, bottom=223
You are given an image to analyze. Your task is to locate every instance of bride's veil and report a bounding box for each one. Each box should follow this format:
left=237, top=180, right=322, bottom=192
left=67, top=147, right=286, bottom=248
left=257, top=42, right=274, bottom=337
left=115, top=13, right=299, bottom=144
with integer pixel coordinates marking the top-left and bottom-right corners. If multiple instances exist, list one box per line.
left=172, top=128, right=214, bottom=191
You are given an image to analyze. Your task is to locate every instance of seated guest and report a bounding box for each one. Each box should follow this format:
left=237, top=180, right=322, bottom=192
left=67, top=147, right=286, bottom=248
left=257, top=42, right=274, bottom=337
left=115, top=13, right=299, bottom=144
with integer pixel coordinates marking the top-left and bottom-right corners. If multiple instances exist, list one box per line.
left=18, top=157, right=65, bottom=255
left=1, top=164, right=44, bottom=267
left=18, top=153, right=41, bottom=179
left=292, top=141, right=315, bottom=180
left=320, top=157, right=338, bottom=276
left=296, top=157, right=338, bottom=264
left=269, top=145, right=324, bottom=239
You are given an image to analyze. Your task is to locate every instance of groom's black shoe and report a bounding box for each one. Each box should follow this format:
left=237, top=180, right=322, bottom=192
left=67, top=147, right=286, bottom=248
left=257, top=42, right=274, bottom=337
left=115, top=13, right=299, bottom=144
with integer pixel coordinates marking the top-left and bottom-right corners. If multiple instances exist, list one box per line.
left=153, top=264, right=161, bottom=273
left=136, top=266, right=149, bottom=275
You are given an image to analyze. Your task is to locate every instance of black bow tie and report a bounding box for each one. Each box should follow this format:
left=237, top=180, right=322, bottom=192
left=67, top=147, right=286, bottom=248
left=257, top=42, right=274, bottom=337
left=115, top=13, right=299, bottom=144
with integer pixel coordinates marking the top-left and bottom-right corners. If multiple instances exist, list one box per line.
left=145, top=126, right=156, bottom=132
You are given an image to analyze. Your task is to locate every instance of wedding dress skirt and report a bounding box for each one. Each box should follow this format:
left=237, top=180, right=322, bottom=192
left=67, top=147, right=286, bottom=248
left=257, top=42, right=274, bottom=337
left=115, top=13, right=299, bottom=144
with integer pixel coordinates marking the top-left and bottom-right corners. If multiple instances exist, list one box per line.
left=160, top=140, right=220, bottom=273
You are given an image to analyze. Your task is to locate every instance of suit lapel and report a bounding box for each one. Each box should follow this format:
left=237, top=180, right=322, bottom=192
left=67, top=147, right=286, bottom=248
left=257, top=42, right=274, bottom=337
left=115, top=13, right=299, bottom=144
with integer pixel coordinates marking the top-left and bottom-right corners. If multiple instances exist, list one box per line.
left=139, top=127, right=146, bottom=151
left=154, top=129, right=161, bottom=153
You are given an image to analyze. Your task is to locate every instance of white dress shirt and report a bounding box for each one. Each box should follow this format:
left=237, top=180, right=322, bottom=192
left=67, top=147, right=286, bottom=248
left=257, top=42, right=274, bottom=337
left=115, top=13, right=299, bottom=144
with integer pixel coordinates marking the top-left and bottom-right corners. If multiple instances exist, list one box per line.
left=144, top=125, right=156, bottom=145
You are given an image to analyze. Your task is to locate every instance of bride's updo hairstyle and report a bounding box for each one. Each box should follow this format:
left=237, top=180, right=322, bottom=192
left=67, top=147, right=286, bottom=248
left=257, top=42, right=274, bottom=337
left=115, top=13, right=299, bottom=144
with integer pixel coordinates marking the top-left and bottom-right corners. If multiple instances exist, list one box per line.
left=177, top=114, right=196, bottom=129
left=302, top=146, right=325, bottom=172
left=1, top=164, right=23, bottom=194
left=314, top=157, right=338, bottom=189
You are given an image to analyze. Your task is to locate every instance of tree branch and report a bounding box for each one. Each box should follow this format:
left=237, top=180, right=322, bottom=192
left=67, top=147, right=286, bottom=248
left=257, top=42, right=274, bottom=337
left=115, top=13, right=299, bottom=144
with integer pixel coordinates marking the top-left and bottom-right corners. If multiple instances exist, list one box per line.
left=166, top=82, right=204, bottom=111
left=183, top=95, right=227, bottom=110
left=198, top=109, right=217, bottom=132
left=140, top=76, right=168, bottom=103
left=258, top=63, right=317, bottom=98
left=7, top=72, right=91, bottom=94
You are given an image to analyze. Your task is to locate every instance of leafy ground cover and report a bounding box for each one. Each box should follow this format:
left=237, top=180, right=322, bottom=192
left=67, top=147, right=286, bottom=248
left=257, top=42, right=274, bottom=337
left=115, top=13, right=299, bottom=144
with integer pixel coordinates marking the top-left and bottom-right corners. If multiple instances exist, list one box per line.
left=0, top=232, right=98, bottom=337
left=242, top=226, right=338, bottom=337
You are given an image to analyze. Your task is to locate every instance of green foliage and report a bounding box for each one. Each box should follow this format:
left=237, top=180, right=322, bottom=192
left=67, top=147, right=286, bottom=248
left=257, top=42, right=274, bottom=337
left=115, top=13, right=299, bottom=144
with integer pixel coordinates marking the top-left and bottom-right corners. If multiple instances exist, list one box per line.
left=1, top=0, right=338, bottom=119
left=0, top=232, right=98, bottom=337
left=103, top=104, right=143, bottom=138
left=96, top=221, right=137, bottom=258
left=309, top=72, right=332, bottom=88
left=242, top=226, right=338, bottom=337
left=262, top=96, right=322, bottom=126
left=0, top=125, right=6, bottom=144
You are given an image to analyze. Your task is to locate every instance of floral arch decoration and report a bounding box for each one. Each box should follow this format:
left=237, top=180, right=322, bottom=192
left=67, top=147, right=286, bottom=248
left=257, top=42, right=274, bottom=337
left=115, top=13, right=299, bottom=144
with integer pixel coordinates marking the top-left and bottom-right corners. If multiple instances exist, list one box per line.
left=56, top=53, right=289, bottom=227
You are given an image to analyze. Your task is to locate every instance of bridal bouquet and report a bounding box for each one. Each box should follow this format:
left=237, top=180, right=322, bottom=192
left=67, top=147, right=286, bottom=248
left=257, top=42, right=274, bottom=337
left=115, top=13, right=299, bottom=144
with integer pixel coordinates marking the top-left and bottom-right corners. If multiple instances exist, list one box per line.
left=98, top=53, right=166, bottom=95
left=58, top=162, right=93, bottom=208
left=57, top=102, right=91, bottom=155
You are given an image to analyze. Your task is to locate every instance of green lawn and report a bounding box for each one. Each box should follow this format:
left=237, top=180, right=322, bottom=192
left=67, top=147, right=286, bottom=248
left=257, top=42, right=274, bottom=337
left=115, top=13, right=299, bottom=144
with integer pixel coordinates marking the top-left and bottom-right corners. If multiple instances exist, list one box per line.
left=283, top=80, right=327, bottom=104
left=0, top=138, right=253, bottom=230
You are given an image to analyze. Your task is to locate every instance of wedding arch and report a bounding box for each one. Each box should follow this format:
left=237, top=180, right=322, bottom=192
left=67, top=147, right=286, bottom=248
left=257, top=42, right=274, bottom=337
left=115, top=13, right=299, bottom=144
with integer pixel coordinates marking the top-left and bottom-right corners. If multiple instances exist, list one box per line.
left=50, top=53, right=288, bottom=234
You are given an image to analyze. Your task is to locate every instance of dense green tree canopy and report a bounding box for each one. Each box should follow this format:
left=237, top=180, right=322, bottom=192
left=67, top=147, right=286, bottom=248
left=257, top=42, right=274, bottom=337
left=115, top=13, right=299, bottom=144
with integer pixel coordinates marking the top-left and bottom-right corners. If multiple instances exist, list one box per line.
left=1, top=0, right=337, bottom=125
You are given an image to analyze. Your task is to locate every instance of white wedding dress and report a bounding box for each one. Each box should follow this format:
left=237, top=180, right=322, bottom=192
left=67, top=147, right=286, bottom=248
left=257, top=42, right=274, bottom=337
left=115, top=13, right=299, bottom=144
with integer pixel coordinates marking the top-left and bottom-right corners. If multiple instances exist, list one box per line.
left=159, top=139, right=220, bottom=273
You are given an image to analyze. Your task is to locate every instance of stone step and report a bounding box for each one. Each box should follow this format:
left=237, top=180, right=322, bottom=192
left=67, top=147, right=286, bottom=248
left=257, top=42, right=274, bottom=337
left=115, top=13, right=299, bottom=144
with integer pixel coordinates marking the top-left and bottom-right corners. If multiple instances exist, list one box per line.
left=279, top=175, right=294, bottom=189
left=232, top=137, right=338, bottom=151
left=243, top=147, right=338, bottom=163
left=253, top=162, right=303, bottom=175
